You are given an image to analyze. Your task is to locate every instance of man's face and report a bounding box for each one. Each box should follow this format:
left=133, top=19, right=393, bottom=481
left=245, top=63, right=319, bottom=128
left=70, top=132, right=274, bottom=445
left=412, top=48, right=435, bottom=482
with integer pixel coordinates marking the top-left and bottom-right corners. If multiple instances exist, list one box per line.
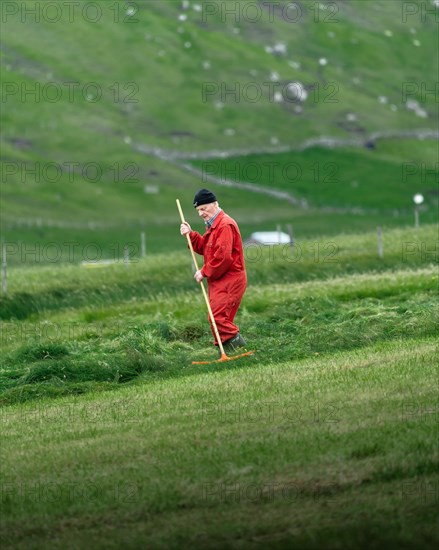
left=196, top=202, right=218, bottom=221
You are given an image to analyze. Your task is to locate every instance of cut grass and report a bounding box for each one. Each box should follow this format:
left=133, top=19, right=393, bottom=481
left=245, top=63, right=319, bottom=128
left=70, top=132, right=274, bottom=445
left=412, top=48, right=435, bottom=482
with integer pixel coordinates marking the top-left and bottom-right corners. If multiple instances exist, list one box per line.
left=1, top=224, right=437, bottom=318
left=0, top=224, right=437, bottom=547
left=2, top=3, right=438, bottom=546
left=0, top=265, right=437, bottom=405
left=1, top=337, right=437, bottom=549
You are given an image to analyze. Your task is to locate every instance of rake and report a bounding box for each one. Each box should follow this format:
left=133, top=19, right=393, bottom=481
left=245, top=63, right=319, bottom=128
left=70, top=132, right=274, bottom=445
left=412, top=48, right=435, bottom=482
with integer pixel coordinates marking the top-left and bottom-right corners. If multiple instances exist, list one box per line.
left=176, top=199, right=254, bottom=365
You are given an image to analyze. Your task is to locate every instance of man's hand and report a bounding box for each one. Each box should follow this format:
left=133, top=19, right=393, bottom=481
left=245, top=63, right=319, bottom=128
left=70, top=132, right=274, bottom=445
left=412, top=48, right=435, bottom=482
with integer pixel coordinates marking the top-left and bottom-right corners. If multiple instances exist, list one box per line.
left=194, top=270, right=204, bottom=283
left=180, top=222, right=191, bottom=236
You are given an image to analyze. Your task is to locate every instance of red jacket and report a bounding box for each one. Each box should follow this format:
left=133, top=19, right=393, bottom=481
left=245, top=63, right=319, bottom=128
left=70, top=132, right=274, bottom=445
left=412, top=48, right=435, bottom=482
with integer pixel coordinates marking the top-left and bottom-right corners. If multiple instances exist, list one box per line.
left=189, top=210, right=246, bottom=282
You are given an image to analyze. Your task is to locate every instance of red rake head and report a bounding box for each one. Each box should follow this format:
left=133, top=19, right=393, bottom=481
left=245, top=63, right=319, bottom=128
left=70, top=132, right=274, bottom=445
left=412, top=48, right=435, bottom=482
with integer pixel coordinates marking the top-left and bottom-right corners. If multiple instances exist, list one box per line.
left=192, top=350, right=254, bottom=365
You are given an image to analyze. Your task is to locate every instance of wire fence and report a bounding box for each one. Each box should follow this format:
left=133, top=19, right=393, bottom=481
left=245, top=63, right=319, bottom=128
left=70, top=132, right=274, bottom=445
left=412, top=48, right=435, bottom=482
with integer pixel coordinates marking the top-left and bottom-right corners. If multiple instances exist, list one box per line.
left=2, top=218, right=148, bottom=230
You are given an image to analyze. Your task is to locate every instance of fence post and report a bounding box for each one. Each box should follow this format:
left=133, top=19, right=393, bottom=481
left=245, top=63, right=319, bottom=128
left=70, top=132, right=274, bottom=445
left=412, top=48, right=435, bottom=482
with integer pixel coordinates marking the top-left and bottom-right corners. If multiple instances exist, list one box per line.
left=414, top=206, right=420, bottom=229
left=124, top=245, right=129, bottom=267
left=141, top=231, right=146, bottom=258
left=2, top=242, right=7, bottom=295
left=287, top=224, right=294, bottom=244
left=377, top=226, right=383, bottom=258
left=276, top=224, right=281, bottom=244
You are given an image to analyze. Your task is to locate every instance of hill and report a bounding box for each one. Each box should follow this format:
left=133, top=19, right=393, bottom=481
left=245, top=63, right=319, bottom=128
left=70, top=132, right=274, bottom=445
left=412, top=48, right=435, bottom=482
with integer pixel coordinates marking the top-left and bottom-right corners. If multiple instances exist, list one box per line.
left=1, top=4, right=438, bottom=545
left=0, top=224, right=438, bottom=548
left=1, top=0, right=438, bottom=259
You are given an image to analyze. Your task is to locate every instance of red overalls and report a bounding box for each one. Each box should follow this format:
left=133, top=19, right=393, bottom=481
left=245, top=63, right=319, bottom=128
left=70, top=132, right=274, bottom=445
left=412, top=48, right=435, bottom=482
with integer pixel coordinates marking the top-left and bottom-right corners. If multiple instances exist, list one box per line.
left=189, top=210, right=247, bottom=346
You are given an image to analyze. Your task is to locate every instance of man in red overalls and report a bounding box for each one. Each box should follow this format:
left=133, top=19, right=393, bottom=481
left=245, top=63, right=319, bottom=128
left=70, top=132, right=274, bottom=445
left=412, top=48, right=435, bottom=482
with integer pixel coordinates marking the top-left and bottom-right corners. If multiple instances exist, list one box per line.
left=180, top=189, right=247, bottom=354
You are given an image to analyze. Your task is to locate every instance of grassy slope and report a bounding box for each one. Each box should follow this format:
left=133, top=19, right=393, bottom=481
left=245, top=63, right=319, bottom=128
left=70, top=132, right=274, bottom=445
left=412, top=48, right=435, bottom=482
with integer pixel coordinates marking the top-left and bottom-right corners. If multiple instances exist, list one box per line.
left=1, top=223, right=437, bottom=319
left=1, top=0, right=438, bottom=249
left=1, top=3, right=438, bottom=545
left=3, top=0, right=436, bottom=152
left=192, top=139, right=439, bottom=211
left=1, top=338, right=437, bottom=548
left=0, top=224, right=437, bottom=402
left=0, top=223, right=438, bottom=547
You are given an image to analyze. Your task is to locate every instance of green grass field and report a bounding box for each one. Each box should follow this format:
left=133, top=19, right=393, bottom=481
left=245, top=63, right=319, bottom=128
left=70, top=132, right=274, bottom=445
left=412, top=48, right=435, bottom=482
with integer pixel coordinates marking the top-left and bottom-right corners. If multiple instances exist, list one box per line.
left=1, top=1, right=439, bottom=547
left=1, top=225, right=438, bottom=548
left=1, top=338, right=437, bottom=549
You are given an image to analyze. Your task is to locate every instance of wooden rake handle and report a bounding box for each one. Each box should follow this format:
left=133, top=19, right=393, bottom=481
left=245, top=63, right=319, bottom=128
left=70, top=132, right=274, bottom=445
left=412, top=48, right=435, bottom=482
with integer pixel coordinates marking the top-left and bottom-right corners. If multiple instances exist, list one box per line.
left=176, top=199, right=227, bottom=358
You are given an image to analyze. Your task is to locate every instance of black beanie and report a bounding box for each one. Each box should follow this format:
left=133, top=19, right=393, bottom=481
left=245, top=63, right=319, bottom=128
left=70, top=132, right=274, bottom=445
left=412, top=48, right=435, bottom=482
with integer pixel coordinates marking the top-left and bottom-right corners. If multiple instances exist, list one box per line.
left=193, top=188, right=217, bottom=207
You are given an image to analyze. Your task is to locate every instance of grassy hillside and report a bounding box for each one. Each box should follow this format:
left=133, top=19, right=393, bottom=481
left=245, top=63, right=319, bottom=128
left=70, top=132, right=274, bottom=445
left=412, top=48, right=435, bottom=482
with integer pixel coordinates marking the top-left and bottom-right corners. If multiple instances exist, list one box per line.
left=1, top=224, right=437, bottom=399
left=0, top=223, right=438, bottom=548
left=192, top=139, right=439, bottom=211
left=1, top=3, right=438, bottom=546
left=2, top=0, right=437, bottom=151
left=2, top=338, right=438, bottom=549
left=1, top=0, right=438, bottom=253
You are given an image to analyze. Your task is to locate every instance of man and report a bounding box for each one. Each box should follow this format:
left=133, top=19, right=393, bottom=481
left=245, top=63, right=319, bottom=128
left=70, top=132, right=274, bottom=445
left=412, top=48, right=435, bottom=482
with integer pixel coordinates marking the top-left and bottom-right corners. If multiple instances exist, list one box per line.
left=180, top=188, right=247, bottom=354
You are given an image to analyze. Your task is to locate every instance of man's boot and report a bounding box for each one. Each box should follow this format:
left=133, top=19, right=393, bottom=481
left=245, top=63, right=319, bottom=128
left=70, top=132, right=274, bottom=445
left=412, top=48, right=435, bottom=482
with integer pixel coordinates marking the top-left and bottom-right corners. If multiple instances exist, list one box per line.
left=223, top=332, right=247, bottom=354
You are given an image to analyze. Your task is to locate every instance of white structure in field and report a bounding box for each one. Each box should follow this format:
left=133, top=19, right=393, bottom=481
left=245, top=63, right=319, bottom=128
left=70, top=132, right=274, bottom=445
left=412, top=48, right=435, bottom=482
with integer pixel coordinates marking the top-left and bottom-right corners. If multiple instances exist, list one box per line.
left=246, top=232, right=291, bottom=245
